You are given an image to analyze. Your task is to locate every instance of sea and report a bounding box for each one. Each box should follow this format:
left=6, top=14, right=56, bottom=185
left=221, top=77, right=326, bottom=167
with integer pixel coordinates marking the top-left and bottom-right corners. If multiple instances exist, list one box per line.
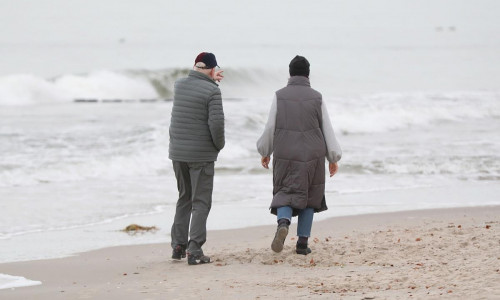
left=1, top=0, right=500, bottom=289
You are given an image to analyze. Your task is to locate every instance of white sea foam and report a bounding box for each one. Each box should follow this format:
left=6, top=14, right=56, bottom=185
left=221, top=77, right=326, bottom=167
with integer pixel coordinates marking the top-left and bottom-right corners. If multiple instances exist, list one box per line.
left=0, top=74, right=67, bottom=105
left=0, top=274, right=41, bottom=290
left=0, top=92, right=499, bottom=188
left=55, top=70, right=159, bottom=100
left=0, top=70, right=159, bottom=106
left=331, top=91, right=500, bottom=133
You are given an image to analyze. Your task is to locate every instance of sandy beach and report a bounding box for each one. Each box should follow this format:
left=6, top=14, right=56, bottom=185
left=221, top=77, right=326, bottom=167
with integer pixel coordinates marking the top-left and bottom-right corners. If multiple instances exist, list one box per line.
left=1, top=206, right=499, bottom=299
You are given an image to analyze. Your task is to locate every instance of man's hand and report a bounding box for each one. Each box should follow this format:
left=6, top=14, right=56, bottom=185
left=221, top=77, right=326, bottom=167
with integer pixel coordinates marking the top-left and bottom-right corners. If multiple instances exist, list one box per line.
left=261, top=156, right=270, bottom=169
left=329, top=162, right=338, bottom=177
left=213, top=70, right=224, bottom=82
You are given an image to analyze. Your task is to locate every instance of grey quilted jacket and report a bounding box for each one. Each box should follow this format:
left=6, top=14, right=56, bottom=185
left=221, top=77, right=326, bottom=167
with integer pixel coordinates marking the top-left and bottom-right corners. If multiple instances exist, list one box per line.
left=168, top=70, right=225, bottom=162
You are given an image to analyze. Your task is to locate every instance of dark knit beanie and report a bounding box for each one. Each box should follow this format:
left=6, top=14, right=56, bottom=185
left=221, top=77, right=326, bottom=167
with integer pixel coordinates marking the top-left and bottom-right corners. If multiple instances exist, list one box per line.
left=289, top=55, right=310, bottom=77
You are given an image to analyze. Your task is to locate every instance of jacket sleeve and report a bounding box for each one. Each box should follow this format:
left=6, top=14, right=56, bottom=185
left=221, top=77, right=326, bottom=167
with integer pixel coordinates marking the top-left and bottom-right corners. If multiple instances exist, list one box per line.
left=256, top=94, right=277, bottom=157
left=208, top=88, right=225, bottom=151
left=321, top=100, right=342, bottom=163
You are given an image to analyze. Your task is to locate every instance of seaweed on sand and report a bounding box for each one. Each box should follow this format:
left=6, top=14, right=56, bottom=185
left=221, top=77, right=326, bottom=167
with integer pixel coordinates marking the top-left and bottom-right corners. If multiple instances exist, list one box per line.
left=121, top=224, right=158, bottom=235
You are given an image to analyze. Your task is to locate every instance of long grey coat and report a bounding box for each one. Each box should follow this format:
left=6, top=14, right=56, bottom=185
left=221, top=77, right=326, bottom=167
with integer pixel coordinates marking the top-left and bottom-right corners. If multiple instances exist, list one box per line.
left=271, top=76, right=328, bottom=215
left=168, top=70, right=225, bottom=162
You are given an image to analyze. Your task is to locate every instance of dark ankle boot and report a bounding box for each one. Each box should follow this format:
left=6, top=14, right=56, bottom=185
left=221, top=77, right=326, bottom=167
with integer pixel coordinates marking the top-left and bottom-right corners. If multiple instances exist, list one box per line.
left=171, top=244, right=186, bottom=260
left=186, top=241, right=210, bottom=265
left=271, top=222, right=289, bottom=253
left=296, top=242, right=312, bottom=255
left=187, top=252, right=210, bottom=265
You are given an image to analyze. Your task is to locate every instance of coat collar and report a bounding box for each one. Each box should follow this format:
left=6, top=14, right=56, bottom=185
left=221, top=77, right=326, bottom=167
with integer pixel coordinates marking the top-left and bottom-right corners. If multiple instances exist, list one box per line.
left=188, top=70, right=219, bottom=86
left=287, top=76, right=310, bottom=87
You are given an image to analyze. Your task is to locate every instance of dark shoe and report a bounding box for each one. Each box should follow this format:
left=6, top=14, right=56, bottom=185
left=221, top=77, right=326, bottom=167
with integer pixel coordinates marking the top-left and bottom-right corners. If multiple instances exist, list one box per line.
left=171, top=244, right=186, bottom=260
left=187, top=253, right=211, bottom=265
left=296, top=242, right=312, bottom=255
left=271, top=224, right=289, bottom=253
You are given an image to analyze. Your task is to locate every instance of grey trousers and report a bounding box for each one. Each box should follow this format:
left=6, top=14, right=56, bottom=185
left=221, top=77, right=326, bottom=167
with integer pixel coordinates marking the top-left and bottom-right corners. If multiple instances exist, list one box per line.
left=171, top=161, right=214, bottom=255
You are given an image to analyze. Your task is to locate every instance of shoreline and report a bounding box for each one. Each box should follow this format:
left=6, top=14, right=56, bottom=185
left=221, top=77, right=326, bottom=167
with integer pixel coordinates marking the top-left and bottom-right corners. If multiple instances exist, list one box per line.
left=3, top=181, right=500, bottom=265
left=1, top=205, right=499, bottom=299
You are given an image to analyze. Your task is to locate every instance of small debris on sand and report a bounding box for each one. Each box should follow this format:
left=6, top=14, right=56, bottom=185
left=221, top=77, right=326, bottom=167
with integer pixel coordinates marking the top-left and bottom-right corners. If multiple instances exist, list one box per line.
left=121, top=224, right=158, bottom=234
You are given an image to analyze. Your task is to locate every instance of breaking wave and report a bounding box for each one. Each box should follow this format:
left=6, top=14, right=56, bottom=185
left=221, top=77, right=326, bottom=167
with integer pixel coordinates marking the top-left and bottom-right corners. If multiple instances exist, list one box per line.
left=0, top=68, right=284, bottom=105
left=331, top=91, right=500, bottom=134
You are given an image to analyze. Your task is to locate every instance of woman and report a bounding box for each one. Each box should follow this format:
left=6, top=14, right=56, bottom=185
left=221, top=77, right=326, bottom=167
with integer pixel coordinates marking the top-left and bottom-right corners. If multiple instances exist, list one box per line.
left=257, top=55, right=342, bottom=255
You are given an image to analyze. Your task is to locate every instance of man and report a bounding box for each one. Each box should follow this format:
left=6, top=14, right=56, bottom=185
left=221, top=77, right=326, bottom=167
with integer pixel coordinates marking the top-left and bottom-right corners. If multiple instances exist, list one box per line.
left=169, top=52, right=225, bottom=265
left=257, top=55, right=342, bottom=255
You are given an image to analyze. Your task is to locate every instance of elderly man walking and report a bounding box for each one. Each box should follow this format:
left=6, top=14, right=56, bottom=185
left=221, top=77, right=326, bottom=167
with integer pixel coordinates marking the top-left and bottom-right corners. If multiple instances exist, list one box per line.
left=257, top=55, right=342, bottom=255
left=169, top=52, right=225, bottom=265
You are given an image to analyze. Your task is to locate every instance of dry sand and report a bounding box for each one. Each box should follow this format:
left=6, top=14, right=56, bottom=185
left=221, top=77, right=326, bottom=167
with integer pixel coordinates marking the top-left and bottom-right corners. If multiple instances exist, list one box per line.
left=1, top=206, right=499, bottom=299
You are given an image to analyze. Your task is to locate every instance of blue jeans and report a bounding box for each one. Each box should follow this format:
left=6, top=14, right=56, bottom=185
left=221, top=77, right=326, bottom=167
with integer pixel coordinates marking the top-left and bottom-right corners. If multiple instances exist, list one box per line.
left=277, top=206, right=314, bottom=237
